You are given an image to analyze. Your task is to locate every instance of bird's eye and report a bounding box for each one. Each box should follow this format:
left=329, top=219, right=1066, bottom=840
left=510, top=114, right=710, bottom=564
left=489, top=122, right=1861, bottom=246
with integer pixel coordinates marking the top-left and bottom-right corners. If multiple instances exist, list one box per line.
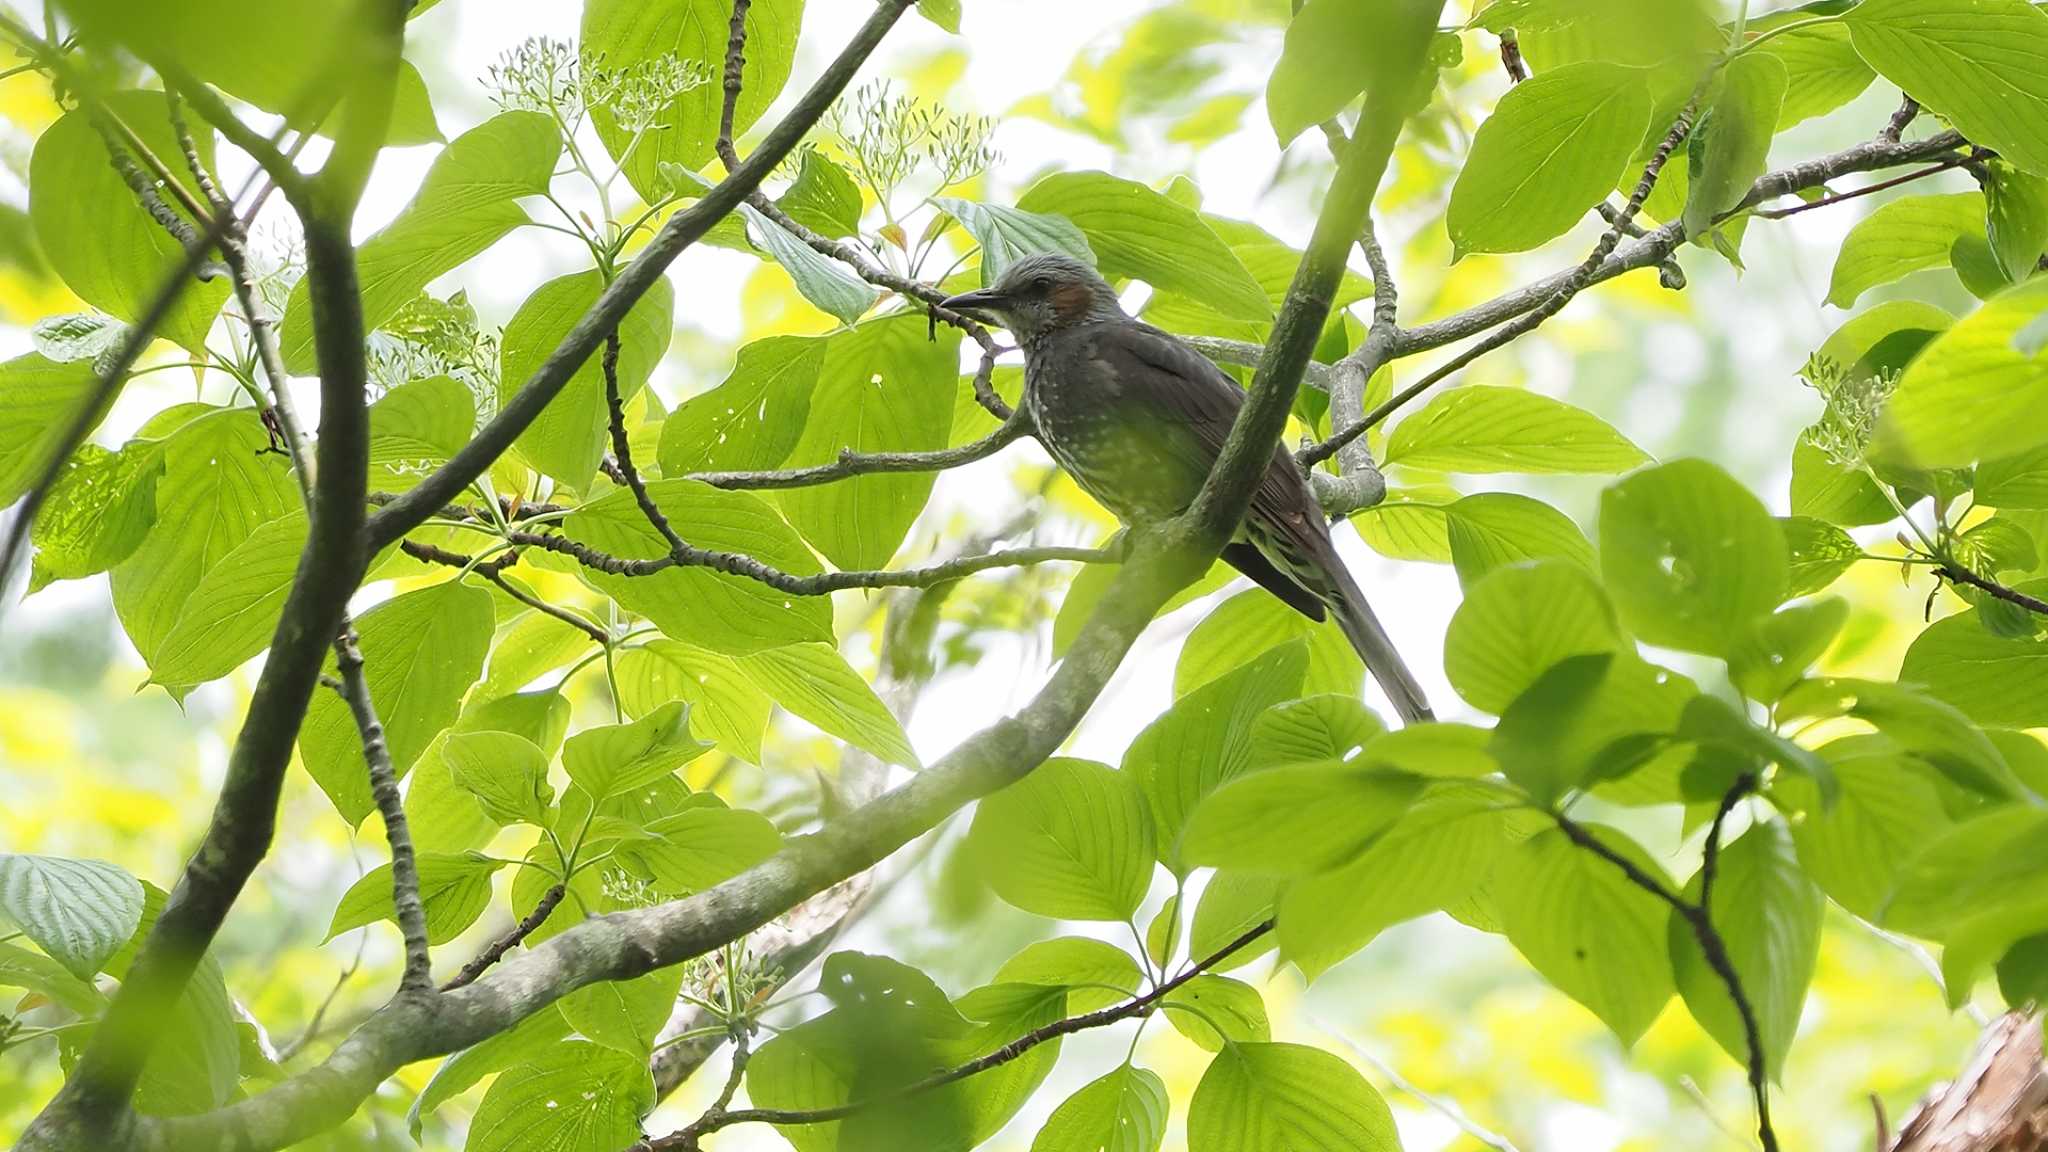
left=1033, top=276, right=1052, bottom=293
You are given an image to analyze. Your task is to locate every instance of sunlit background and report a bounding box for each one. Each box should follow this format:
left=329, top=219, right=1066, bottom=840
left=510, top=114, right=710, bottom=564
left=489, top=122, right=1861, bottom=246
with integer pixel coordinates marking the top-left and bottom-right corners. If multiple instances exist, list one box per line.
left=0, top=1, right=1997, bottom=1148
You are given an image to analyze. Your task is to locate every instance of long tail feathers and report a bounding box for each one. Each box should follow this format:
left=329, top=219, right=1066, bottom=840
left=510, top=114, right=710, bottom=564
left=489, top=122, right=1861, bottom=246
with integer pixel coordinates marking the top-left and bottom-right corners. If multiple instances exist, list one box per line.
left=1325, top=567, right=1434, bottom=726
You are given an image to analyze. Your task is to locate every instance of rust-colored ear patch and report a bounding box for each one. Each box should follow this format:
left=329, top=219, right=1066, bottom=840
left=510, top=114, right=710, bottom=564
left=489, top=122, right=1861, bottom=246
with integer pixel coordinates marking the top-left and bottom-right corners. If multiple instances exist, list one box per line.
left=1051, top=281, right=1094, bottom=321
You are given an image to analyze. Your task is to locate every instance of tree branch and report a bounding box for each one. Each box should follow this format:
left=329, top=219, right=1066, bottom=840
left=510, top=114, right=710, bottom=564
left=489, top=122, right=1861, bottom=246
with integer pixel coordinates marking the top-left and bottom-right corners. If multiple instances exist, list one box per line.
left=333, top=629, right=433, bottom=993
left=642, top=919, right=1275, bottom=1146
left=687, top=414, right=1028, bottom=491
left=441, top=884, right=566, bottom=993
left=367, top=0, right=921, bottom=549
left=1940, top=563, right=2048, bottom=618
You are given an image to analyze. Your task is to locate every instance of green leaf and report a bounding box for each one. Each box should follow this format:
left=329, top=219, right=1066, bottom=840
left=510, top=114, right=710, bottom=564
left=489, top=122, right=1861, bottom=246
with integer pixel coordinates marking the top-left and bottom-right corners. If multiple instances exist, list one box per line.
left=480, top=611, right=598, bottom=703
left=1248, top=694, right=1386, bottom=768
left=1901, top=596, right=2048, bottom=728
left=1385, top=386, right=1647, bottom=474
left=1884, top=806, right=2048, bottom=938
left=1280, top=780, right=1533, bottom=980
left=1754, top=18, right=1874, bottom=129
left=993, top=938, right=1142, bottom=1014
left=1985, top=160, right=2048, bottom=280
left=741, top=202, right=880, bottom=325
left=967, top=758, right=1155, bottom=920
left=1358, top=721, right=1500, bottom=778
left=1033, top=1065, right=1169, bottom=1152
left=1778, top=737, right=1952, bottom=921
left=326, top=852, right=506, bottom=945
left=1053, top=553, right=1236, bottom=658
left=1017, top=171, right=1270, bottom=322
left=1445, top=559, right=1625, bottom=714
left=1670, top=820, right=1822, bottom=1078
left=1843, top=0, right=2048, bottom=176
left=0, top=941, right=104, bottom=1016
left=280, top=112, right=561, bottom=373
left=1728, top=597, right=1849, bottom=704
left=658, top=334, right=825, bottom=476
left=29, top=93, right=229, bottom=355
left=562, top=701, right=714, bottom=801
left=0, top=854, right=143, bottom=980
left=619, top=801, right=782, bottom=894
left=1183, top=761, right=1422, bottom=876
left=1979, top=445, right=2048, bottom=509
left=1190, top=873, right=1282, bottom=973
left=500, top=268, right=675, bottom=491
left=369, top=375, right=477, bottom=493
left=1188, top=1042, right=1400, bottom=1152
left=1780, top=515, right=1862, bottom=598
left=779, top=149, right=864, bottom=238
left=582, top=0, right=802, bottom=197
left=1265, top=0, right=1446, bottom=144
left=1600, top=458, right=1789, bottom=655
left=28, top=440, right=162, bottom=588
left=1682, top=52, right=1788, bottom=239
left=612, top=640, right=774, bottom=763
left=112, top=409, right=299, bottom=671
left=1350, top=487, right=1454, bottom=562
left=1126, top=644, right=1309, bottom=873
left=1779, top=677, right=2024, bottom=800
left=736, top=642, right=920, bottom=768
left=1446, top=61, right=1653, bottom=256
left=935, top=197, right=1097, bottom=288
left=465, top=1041, right=654, bottom=1152
left=563, top=479, right=833, bottom=655
left=1879, top=279, right=2048, bottom=468
left=148, top=513, right=307, bottom=686
left=1444, top=492, right=1596, bottom=587
left=776, top=314, right=961, bottom=571
left=1164, top=975, right=1269, bottom=1051
left=443, top=731, right=554, bottom=826
left=1790, top=438, right=1895, bottom=527
left=1176, top=589, right=1361, bottom=700
left=299, top=580, right=495, bottom=824
left=409, top=1008, right=572, bottom=1140
left=1825, top=192, right=1985, bottom=308
left=916, top=0, right=962, bottom=32
left=1494, top=825, right=1676, bottom=1045
left=560, top=966, right=688, bottom=1057
left=0, top=355, right=105, bottom=517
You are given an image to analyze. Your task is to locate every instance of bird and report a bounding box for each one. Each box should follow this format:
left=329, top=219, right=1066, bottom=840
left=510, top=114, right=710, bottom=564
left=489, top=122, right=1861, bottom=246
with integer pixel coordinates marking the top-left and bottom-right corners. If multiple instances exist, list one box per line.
left=942, top=252, right=1433, bottom=725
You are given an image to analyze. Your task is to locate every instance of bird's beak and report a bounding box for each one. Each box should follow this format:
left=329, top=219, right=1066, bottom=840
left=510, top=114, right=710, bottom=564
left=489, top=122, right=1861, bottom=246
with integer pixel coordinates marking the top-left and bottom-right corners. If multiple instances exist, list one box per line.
left=939, top=287, right=1007, bottom=323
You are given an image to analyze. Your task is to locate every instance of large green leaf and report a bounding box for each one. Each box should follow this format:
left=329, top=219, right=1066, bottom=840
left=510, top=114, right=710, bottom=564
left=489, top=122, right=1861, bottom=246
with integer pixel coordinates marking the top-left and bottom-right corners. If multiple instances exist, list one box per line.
left=562, top=700, right=714, bottom=801
left=500, top=269, right=675, bottom=491
left=560, top=966, right=688, bottom=1058
left=0, top=854, right=143, bottom=981
left=112, top=408, right=300, bottom=671
left=1670, top=821, right=1822, bottom=1078
left=443, top=730, right=555, bottom=826
left=1443, top=492, right=1596, bottom=587
left=1984, top=160, right=2048, bottom=280
left=620, top=801, right=782, bottom=894
left=0, top=355, right=102, bottom=509
left=562, top=479, right=833, bottom=654
left=1900, top=594, right=2048, bottom=728
left=1125, top=644, right=1309, bottom=873
left=1494, top=825, right=1676, bottom=1045
left=409, top=1008, right=573, bottom=1140
left=1884, top=806, right=2048, bottom=938
left=299, top=580, right=495, bottom=824
left=1879, top=279, right=2048, bottom=468
left=1384, top=386, right=1648, bottom=474
left=1164, top=975, right=1269, bottom=1051
left=1280, top=780, right=1533, bottom=980
left=1264, top=0, right=1447, bottom=144
left=777, top=149, right=863, bottom=238
left=582, top=0, right=804, bottom=197
left=1446, top=61, right=1652, bottom=256
left=776, top=315, right=960, bottom=570
left=27, top=437, right=163, bottom=591
left=280, top=112, right=561, bottom=373
left=1682, top=52, right=1788, bottom=240
left=1727, top=597, right=1849, bottom=705
left=993, top=937, right=1143, bottom=1014
left=1182, top=761, right=1421, bottom=876
left=1444, top=559, right=1624, bottom=714
left=967, top=758, right=1156, bottom=920
left=1753, top=17, right=1874, bottom=129
left=148, top=512, right=307, bottom=687
left=466, top=1041, right=654, bottom=1152
left=1032, top=1065, right=1169, bottom=1152
left=368, top=375, right=476, bottom=493
left=1350, top=486, right=1455, bottom=562
left=1176, top=588, right=1361, bottom=700
left=936, top=197, right=1096, bottom=287
left=657, top=335, right=825, bottom=476
left=1778, top=677, right=2023, bottom=800
left=1247, top=695, right=1386, bottom=769
left=1017, top=171, right=1270, bottom=322
left=735, top=642, right=919, bottom=767
left=1978, top=445, right=2048, bottom=509
left=29, top=93, right=229, bottom=355
left=740, top=203, right=880, bottom=325
left=1843, top=0, right=2048, bottom=176
left=1825, top=193, right=1984, bottom=308
left=0, top=942, right=104, bottom=1016
left=1188, top=1043, right=1400, bottom=1152
left=1600, top=458, right=1789, bottom=655
left=326, top=852, right=506, bottom=945
left=1778, top=737, right=1952, bottom=921
left=612, top=640, right=774, bottom=763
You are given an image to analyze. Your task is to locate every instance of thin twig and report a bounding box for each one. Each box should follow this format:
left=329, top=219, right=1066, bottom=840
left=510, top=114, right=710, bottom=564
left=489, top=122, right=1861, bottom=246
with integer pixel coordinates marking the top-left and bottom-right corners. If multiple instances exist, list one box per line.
left=275, top=947, right=364, bottom=1065
left=1939, top=563, right=2048, bottom=618
left=691, top=415, right=1028, bottom=490
left=1498, top=28, right=1528, bottom=82
left=1880, top=95, right=1919, bottom=144
left=1753, top=155, right=1973, bottom=220
left=441, top=884, right=566, bottom=992
left=641, top=920, right=1274, bottom=1146
left=334, top=629, right=434, bottom=994
left=399, top=540, right=610, bottom=643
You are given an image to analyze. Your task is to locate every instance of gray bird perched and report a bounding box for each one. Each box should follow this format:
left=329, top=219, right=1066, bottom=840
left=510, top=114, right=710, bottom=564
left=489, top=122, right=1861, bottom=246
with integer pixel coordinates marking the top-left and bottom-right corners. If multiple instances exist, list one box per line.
left=943, top=253, right=1433, bottom=724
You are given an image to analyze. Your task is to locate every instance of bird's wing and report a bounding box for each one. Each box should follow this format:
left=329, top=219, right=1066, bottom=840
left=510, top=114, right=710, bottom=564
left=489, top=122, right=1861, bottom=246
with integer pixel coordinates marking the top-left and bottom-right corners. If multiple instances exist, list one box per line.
left=1094, top=322, right=1337, bottom=567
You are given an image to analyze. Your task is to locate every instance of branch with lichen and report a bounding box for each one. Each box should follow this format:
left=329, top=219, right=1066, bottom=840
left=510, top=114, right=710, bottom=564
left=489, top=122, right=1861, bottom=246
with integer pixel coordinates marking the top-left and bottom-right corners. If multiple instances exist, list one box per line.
left=332, top=629, right=434, bottom=994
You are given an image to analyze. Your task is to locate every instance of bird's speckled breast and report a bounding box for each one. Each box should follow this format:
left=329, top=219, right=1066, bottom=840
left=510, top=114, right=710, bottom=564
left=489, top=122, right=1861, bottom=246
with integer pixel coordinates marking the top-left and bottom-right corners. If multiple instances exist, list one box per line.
left=1025, top=326, right=1192, bottom=524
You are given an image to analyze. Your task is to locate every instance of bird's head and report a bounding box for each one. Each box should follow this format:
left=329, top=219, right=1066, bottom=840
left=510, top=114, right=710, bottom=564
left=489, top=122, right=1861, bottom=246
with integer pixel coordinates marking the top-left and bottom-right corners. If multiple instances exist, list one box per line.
left=940, top=253, right=1123, bottom=345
